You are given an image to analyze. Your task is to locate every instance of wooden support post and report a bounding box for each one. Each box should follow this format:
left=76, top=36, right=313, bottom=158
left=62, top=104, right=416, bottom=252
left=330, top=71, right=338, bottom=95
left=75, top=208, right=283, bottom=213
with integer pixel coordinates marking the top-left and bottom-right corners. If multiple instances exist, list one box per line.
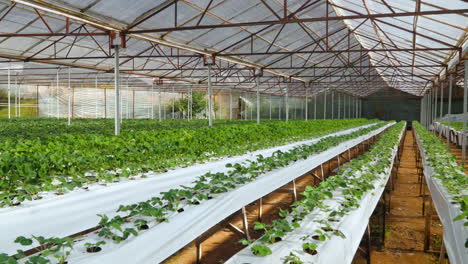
left=438, top=237, right=446, bottom=264
left=227, top=223, right=246, bottom=236
left=381, top=193, right=386, bottom=248
left=258, top=198, right=263, bottom=221
left=320, top=164, right=325, bottom=181
left=292, top=179, right=297, bottom=202
left=424, top=198, right=432, bottom=251
left=196, top=240, right=202, bottom=264
left=241, top=206, right=251, bottom=240
left=366, top=224, right=371, bottom=264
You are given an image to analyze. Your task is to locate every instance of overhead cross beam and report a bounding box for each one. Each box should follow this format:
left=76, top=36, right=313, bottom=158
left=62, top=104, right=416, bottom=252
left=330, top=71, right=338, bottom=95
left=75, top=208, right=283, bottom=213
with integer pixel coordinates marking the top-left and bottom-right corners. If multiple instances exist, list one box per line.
left=127, top=9, right=468, bottom=33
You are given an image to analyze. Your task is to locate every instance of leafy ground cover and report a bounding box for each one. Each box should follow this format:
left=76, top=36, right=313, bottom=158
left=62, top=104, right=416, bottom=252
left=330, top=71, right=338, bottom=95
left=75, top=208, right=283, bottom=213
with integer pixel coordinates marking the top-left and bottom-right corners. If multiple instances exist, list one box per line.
left=0, top=122, right=386, bottom=263
left=239, top=121, right=405, bottom=261
left=0, top=118, right=375, bottom=207
left=414, top=122, right=468, bottom=228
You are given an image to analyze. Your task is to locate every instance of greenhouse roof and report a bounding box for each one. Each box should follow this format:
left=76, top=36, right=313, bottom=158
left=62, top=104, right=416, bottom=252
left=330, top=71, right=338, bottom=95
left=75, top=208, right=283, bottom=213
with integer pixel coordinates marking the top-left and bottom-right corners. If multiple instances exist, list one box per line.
left=0, top=0, right=466, bottom=97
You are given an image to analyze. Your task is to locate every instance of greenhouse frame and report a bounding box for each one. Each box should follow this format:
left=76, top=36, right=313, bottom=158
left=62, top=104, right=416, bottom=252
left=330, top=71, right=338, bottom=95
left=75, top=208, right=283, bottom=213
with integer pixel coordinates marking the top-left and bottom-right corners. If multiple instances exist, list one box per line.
left=0, top=1, right=466, bottom=264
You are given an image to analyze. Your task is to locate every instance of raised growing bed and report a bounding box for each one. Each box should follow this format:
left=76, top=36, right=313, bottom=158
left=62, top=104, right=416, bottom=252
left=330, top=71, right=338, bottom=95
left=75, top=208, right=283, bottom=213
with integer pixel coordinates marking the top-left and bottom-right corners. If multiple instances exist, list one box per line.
left=226, top=122, right=405, bottom=264
left=414, top=122, right=468, bottom=264
left=1, top=123, right=390, bottom=263
left=0, top=118, right=375, bottom=207
left=0, top=122, right=380, bottom=256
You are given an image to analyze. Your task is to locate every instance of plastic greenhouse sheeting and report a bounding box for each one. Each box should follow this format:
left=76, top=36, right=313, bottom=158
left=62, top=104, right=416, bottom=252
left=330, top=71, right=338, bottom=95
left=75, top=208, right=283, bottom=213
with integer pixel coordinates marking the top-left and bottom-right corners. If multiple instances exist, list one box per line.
left=414, top=130, right=468, bottom=264
left=226, top=123, right=404, bottom=264
left=0, top=123, right=379, bottom=255
left=433, top=122, right=466, bottom=146
left=66, top=123, right=394, bottom=264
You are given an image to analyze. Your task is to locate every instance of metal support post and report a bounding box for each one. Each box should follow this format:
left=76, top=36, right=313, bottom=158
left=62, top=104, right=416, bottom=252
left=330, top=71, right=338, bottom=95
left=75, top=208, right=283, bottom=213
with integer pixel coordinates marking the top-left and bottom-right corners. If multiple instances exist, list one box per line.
left=67, top=67, right=71, bottom=125
left=285, top=85, right=289, bottom=122
left=208, top=64, right=213, bottom=127
left=114, top=44, right=121, bottom=135
left=447, top=74, right=453, bottom=146
left=462, top=60, right=468, bottom=164
left=323, top=91, right=327, bottom=119
left=256, top=76, right=260, bottom=124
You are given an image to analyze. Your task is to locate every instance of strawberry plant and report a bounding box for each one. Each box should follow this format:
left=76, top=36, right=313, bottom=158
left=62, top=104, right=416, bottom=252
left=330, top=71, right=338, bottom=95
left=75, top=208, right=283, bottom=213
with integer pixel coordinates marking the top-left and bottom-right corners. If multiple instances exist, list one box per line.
left=238, top=122, right=405, bottom=259
left=414, top=122, right=468, bottom=228
left=0, top=118, right=376, bottom=207
left=0, top=121, right=387, bottom=260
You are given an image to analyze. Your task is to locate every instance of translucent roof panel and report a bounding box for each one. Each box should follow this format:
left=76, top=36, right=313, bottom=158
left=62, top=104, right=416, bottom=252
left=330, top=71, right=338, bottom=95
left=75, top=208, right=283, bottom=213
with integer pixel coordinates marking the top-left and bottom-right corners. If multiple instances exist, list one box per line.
left=0, top=0, right=464, bottom=97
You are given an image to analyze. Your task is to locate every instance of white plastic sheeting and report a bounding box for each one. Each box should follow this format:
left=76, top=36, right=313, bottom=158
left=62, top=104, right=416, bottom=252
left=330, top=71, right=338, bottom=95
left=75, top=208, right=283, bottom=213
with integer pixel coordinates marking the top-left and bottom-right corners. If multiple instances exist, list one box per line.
left=0, top=123, right=379, bottom=255
left=414, top=130, right=468, bottom=264
left=433, top=122, right=465, bottom=146
left=227, top=124, right=403, bottom=264
left=65, top=123, right=394, bottom=264
left=37, top=86, right=183, bottom=119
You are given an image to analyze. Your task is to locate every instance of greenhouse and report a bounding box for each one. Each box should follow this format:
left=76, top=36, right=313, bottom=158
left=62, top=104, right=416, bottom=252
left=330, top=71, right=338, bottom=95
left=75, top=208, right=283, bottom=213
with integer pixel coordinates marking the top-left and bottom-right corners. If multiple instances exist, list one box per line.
left=0, top=0, right=466, bottom=264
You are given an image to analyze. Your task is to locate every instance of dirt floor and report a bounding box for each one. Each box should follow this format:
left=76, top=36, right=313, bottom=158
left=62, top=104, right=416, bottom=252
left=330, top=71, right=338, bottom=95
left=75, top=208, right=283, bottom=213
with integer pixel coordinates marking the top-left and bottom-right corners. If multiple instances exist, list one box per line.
left=353, top=130, right=444, bottom=264
left=163, top=138, right=372, bottom=264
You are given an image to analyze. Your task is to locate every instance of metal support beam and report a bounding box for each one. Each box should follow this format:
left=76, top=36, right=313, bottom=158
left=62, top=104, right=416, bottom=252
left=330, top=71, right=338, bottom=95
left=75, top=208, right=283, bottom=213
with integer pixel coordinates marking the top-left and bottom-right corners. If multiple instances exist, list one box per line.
left=463, top=60, right=468, bottom=164
left=305, top=88, right=308, bottom=121
left=447, top=74, right=453, bottom=146
left=331, top=91, right=334, bottom=119
left=114, top=44, right=121, bottom=136
left=56, top=70, right=60, bottom=118
left=67, top=67, right=71, bottom=125
left=338, top=92, right=340, bottom=119
left=323, top=91, right=327, bottom=119
left=208, top=64, right=213, bottom=127
left=7, top=68, right=10, bottom=119
left=285, top=85, right=289, bottom=122
left=314, top=94, right=317, bottom=120
left=128, top=9, right=468, bottom=33
left=229, top=88, right=233, bottom=120
left=256, top=76, right=260, bottom=124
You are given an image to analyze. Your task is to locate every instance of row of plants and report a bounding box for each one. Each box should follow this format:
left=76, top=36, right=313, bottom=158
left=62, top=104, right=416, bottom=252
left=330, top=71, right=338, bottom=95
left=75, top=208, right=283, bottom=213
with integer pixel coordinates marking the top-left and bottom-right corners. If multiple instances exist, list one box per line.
left=414, top=122, right=468, bottom=229
left=0, top=118, right=376, bottom=207
left=440, top=121, right=465, bottom=132
left=0, top=122, right=388, bottom=263
left=236, top=121, right=405, bottom=263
